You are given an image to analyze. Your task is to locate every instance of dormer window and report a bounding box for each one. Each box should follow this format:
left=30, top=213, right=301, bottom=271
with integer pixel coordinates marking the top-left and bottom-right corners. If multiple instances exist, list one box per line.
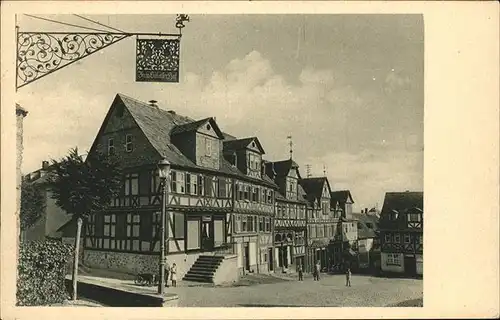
left=125, top=134, right=133, bottom=152
left=108, top=138, right=115, bottom=155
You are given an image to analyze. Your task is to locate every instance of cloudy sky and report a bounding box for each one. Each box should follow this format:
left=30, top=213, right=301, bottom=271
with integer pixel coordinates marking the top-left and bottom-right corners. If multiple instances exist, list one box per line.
left=17, top=14, right=423, bottom=211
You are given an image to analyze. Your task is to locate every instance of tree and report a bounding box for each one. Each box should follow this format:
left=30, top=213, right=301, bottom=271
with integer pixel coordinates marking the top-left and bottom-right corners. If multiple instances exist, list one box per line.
left=20, top=180, right=46, bottom=234
left=48, top=148, right=122, bottom=300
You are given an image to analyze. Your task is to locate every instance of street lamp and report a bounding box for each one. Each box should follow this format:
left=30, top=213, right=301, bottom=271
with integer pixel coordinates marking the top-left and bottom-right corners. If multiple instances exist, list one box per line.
left=157, top=158, right=171, bottom=295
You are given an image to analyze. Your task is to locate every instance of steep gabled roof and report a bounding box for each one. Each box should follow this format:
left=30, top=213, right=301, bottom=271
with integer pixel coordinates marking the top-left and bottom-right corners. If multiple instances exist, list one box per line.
left=380, top=192, right=423, bottom=216
left=270, top=159, right=300, bottom=178
left=299, top=177, right=331, bottom=203
left=379, top=191, right=423, bottom=228
left=88, top=94, right=277, bottom=187
left=330, top=190, right=355, bottom=204
left=351, top=212, right=379, bottom=239
left=170, top=117, right=224, bottom=139
left=223, top=137, right=266, bottom=154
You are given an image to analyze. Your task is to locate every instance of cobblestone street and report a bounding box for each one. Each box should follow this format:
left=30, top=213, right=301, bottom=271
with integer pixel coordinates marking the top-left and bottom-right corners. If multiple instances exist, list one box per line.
left=166, top=274, right=423, bottom=307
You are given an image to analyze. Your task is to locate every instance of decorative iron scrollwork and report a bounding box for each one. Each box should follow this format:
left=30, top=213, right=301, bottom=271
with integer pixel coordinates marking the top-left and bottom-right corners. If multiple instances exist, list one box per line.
left=136, top=39, right=180, bottom=82
left=175, top=14, right=190, bottom=30
left=16, top=32, right=130, bottom=88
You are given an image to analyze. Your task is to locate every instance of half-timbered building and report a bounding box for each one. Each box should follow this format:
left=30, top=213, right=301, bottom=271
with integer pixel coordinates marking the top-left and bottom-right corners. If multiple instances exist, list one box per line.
left=378, top=191, right=423, bottom=276
left=222, top=136, right=276, bottom=275
left=299, top=177, right=337, bottom=273
left=265, top=159, right=307, bottom=273
left=82, top=93, right=277, bottom=282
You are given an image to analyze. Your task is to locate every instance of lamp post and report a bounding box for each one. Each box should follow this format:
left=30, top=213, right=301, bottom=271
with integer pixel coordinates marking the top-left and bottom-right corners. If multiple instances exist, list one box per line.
left=157, top=158, right=171, bottom=295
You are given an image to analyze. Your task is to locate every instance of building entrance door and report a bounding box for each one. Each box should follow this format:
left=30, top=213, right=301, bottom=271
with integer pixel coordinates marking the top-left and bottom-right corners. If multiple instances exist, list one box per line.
left=268, top=248, right=274, bottom=271
left=404, top=255, right=417, bottom=276
left=243, top=243, right=250, bottom=271
left=201, top=217, right=214, bottom=252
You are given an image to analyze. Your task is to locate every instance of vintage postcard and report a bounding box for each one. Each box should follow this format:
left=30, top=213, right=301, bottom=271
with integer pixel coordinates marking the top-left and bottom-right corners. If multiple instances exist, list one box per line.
left=1, top=1, right=498, bottom=320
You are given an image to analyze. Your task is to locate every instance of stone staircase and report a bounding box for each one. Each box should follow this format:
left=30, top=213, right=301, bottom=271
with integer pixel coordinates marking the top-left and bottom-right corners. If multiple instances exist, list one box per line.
left=182, top=255, right=225, bottom=283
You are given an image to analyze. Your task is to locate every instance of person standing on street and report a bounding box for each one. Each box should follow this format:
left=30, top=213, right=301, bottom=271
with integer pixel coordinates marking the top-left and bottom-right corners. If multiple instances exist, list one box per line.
left=298, top=264, right=304, bottom=281
left=346, top=267, right=352, bottom=287
left=170, top=263, right=178, bottom=287
left=165, top=261, right=171, bottom=287
left=315, top=260, right=321, bottom=281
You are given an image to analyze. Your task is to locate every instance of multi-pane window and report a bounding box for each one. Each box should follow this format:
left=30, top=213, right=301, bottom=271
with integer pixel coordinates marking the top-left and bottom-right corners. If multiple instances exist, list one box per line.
left=259, top=216, right=264, bottom=231
left=386, top=253, right=401, bottom=266
left=408, top=213, right=421, bottom=222
left=384, top=233, right=391, bottom=243
left=267, top=189, right=273, bottom=203
left=419, top=234, right=423, bottom=245
left=125, top=134, right=133, bottom=152
left=108, top=138, right=115, bottom=155
left=234, top=215, right=241, bottom=233
left=170, top=171, right=185, bottom=194
left=394, top=233, right=401, bottom=243
left=242, top=215, right=247, bottom=232
left=265, top=217, right=271, bottom=232
left=211, top=177, right=219, bottom=197
left=261, top=189, right=266, bottom=203
left=244, top=185, right=250, bottom=200
left=404, top=234, right=411, bottom=244
left=197, top=175, right=204, bottom=196
left=252, top=187, right=258, bottom=202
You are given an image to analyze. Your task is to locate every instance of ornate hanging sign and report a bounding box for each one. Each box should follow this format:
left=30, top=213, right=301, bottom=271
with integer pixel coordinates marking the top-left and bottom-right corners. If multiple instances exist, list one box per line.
left=136, top=38, right=180, bottom=83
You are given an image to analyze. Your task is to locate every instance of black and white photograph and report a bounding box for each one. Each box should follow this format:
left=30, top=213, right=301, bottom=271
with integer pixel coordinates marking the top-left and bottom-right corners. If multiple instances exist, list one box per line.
left=1, top=1, right=499, bottom=318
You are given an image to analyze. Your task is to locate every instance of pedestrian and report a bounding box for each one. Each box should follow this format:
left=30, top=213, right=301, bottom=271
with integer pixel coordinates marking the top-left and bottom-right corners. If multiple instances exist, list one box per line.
left=298, top=264, right=303, bottom=281
left=170, top=263, right=177, bottom=287
left=165, top=261, right=171, bottom=287
left=315, top=260, right=321, bottom=281
left=346, top=267, right=352, bottom=287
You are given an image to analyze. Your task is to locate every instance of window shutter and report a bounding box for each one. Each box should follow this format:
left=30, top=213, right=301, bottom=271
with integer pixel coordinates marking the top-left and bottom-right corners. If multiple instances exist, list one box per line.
left=94, top=214, right=104, bottom=237
left=204, top=176, right=212, bottom=196
left=116, top=214, right=127, bottom=239
left=218, top=177, right=226, bottom=197
left=140, top=213, right=152, bottom=241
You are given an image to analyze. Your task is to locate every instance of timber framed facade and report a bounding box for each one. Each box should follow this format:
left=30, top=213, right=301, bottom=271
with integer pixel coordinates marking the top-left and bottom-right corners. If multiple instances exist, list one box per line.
left=379, top=192, right=423, bottom=276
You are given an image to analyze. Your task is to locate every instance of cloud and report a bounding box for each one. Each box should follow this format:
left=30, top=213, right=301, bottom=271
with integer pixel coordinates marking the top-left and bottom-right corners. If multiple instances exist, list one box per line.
left=19, top=50, right=421, bottom=213
left=384, top=71, right=411, bottom=94
left=305, top=148, right=423, bottom=210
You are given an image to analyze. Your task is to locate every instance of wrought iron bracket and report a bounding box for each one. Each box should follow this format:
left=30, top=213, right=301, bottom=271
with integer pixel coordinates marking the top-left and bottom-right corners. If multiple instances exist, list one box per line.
left=16, top=14, right=190, bottom=90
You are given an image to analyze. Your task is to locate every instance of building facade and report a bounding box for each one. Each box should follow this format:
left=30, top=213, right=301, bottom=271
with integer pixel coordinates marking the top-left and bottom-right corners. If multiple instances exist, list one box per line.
left=266, top=159, right=307, bottom=273
left=352, top=211, right=380, bottom=271
left=379, top=191, right=423, bottom=276
left=82, top=94, right=278, bottom=281
left=300, top=177, right=337, bottom=273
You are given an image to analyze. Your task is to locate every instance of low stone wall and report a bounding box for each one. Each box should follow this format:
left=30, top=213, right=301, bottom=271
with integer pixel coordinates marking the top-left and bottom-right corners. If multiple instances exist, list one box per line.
left=65, top=278, right=178, bottom=307
left=83, top=250, right=202, bottom=280
left=212, top=255, right=239, bottom=285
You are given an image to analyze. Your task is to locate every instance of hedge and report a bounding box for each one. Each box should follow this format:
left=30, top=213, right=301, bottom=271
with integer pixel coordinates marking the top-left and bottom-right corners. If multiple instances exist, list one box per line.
left=17, top=239, right=74, bottom=306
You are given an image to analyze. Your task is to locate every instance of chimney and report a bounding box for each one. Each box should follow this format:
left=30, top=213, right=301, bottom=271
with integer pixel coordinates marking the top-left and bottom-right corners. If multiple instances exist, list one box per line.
left=365, top=207, right=368, bottom=215
left=167, top=110, right=176, bottom=115
left=42, top=160, right=49, bottom=170
left=148, top=100, right=158, bottom=108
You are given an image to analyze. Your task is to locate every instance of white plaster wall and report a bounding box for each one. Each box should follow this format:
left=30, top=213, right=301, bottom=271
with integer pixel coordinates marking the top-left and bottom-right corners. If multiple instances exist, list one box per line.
left=249, top=242, right=257, bottom=266
left=416, top=254, right=423, bottom=275
left=381, top=252, right=404, bottom=273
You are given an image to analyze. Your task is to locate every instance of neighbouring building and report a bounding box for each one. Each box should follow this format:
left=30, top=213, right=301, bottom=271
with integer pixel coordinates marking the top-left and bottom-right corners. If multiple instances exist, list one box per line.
left=352, top=210, right=380, bottom=272
left=82, top=94, right=277, bottom=284
left=22, top=161, right=72, bottom=241
left=330, top=190, right=358, bottom=267
left=266, top=159, right=308, bottom=273
left=379, top=191, right=423, bottom=277
left=300, top=177, right=336, bottom=273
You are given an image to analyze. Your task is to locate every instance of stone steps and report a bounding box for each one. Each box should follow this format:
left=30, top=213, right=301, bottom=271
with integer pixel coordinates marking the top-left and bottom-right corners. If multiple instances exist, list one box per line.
left=182, top=255, right=224, bottom=283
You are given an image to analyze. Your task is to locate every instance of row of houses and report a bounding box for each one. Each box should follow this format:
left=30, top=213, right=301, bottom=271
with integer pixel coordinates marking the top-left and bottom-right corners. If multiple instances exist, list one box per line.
left=23, top=93, right=422, bottom=283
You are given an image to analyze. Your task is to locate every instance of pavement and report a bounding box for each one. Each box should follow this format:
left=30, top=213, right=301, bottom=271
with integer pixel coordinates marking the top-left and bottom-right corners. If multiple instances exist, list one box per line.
left=76, top=272, right=423, bottom=307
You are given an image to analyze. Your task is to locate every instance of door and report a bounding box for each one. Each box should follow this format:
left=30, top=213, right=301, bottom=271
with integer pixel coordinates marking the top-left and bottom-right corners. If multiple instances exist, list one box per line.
left=244, top=243, right=251, bottom=271
left=268, top=248, right=274, bottom=271
left=404, top=255, right=417, bottom=276
left=201, top=219, right=214, bottom=252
